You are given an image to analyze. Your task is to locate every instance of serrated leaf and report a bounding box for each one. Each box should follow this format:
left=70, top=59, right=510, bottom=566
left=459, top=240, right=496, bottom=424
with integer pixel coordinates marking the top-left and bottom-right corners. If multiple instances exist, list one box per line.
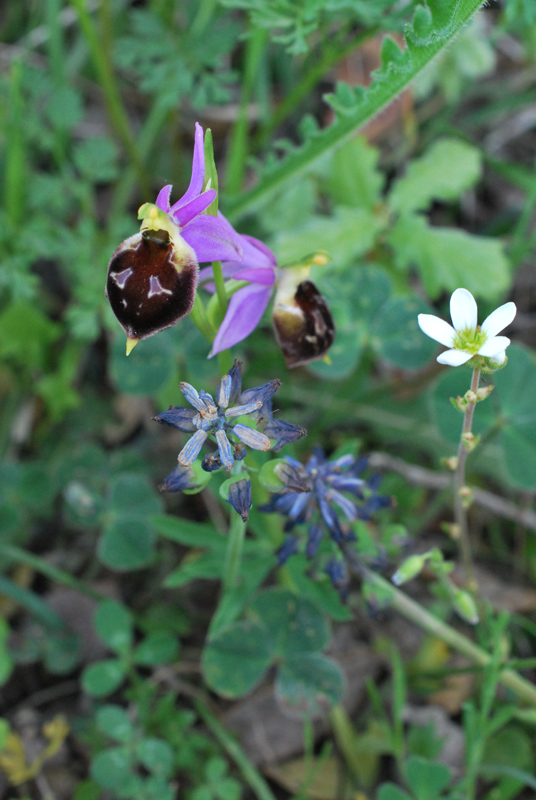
left=328, top=136, right=383, bottom=210
left=388, top=214, right=510, bottom=300
left=389, top=139, right=481, bottom=214
left=274, top=207, right=384, bottom=266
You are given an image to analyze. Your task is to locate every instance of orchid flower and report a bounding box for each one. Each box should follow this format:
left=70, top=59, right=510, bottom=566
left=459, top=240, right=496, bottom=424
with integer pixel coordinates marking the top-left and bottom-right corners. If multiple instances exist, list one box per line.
left=106, top=123, right=242, bottom=354
left=199, top=225, right=334, bottom=367
left=418, top=288, right=516, bottom=367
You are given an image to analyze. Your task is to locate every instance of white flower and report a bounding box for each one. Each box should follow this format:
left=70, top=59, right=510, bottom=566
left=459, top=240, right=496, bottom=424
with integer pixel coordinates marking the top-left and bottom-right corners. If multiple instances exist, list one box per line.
left=418, top=288, right=516, bottom=367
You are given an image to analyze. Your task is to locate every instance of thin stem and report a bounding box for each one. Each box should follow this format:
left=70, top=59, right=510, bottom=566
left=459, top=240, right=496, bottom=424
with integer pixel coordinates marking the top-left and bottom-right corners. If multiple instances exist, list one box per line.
left=454, top=368, right=480, bottom=586
left=195, top=699, right=278, bottom=800
left=222, top=505, right=247, bottom=592
left=189, top=294, right=214, bottom=342
left=0, top=542, right=106, bottom=603
left=359, top=566, right=536, bottom=707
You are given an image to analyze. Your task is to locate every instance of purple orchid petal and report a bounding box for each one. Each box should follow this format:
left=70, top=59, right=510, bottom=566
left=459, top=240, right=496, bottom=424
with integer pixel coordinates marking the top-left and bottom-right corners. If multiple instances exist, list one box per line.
left=241, top=234, right=277, bottom=266
left=170, top=189, right=217, bottom=227
left=232, top=267, right=275, bottom=286
left=210, top=284, right=272, bottom=356
left=155, top=184, right=172, bottom=212
left=177, top=121, right=205, bottom=208
left=182, top=215, right=243, bottom=263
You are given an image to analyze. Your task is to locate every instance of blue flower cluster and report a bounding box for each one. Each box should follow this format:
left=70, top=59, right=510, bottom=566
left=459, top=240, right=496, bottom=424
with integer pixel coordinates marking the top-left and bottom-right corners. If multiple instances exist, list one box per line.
left=153, top=360, right=306, bottom=520
left=260, top=447, right=391, bottom=595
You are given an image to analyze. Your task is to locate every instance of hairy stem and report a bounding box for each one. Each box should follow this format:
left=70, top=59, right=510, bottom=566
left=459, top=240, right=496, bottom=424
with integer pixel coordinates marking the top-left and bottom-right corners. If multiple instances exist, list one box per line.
left=361, top=566, right=536, bottom=706
left=454, top=368, right=480, bottom=586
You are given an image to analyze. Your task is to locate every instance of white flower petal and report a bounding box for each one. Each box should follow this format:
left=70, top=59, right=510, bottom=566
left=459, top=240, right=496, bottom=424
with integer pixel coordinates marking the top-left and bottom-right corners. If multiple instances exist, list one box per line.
left=478, top=336, right=510, bottom=357
left=437, top=349, right=473, bottom=367
left=450, top=288, right=477, bottom=332
left=481, top=301, right=516, bottom=338
left=417, top=314, right=456, bottom=347
left=490, top=350, right=506, bottom=365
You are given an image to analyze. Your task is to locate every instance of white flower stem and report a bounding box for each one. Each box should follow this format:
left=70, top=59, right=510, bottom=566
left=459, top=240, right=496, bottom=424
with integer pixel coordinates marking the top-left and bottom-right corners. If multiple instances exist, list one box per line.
left=455, top=367, right=480, bottom=586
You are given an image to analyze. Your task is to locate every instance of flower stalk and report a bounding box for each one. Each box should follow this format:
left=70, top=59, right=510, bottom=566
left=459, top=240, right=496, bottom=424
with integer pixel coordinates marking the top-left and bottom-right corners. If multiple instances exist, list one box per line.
left=454, top=367, right=480, bottom=587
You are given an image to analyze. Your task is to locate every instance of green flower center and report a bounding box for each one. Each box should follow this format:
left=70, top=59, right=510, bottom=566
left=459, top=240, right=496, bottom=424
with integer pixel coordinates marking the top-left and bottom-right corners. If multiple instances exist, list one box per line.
left=453, top=326, right=487, bottom=354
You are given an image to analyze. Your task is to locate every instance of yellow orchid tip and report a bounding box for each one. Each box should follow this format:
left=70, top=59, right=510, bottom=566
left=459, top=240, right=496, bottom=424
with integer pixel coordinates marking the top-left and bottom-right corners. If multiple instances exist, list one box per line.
left=126, top=338, right=139, bottom=356
left=322, top=353, right=332, bottom=365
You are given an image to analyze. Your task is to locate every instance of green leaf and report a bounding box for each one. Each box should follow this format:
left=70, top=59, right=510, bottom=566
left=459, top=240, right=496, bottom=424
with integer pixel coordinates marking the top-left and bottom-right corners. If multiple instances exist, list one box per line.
left=389, top=139, right=481, bottom=214
left=372, top=295, right=437, bottom=369
left=110, top=329, right=175, bottom=396
left=388, top=214, right=510, bottom=300
left=136, top=738, right=174, bottom=777
left=0, top=618, right=13, bottom=686
left=226, top=0, right=488, bottom=220
left=152, top=514, right=225, bottom=549
left=99, top=515, right=156, bottom=570
left=0, top=302, right=60, bottom=370
left=43, top=629, right=81, bottom=675
left=82, top=659, right=127, bottom=697
left=73, top=137, right=119, bottom=182
left=274, top=207, right=384, bottom=266
left=251, top=587, right=330, bottom=657
left=133, top=632, right=179, bottom=666
left=328, top=137, right=383, bottom=210
left=308, top=266, right=392, bottom=380
left=164, top=550, right=226, bottom=588
left=202, top=619, right=273, bottom=698
left=94, top=600, right=134, bottom=654
left=108, top=474, right=162, bottom=516
left=377, top=785, right=413, bottom=800
left=91, top=746, right=133, bottom=790
left=276, top=653, right=344, bottom=717
left=405, top=756, right=451, bottom=800
left=284, top=556, right=353, bottom=622
left=96, top=705, right=134, bottom=743
left=494, top=345, right=536, bottom=490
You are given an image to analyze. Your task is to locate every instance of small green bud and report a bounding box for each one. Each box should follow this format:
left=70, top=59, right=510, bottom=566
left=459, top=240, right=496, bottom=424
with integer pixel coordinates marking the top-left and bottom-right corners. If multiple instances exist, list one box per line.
left=443, top=456, right=458, bottom=471
left=452, top=587, right=479, bottom=625
left=476, top=385, right=493, bottom=402
left=391, top=554, right=426, bottom=586
left=461, top=432, right=476, bottom=450
left=464, top=389, right=477, bottom=404
left=458, top=484, right=474, bottom=509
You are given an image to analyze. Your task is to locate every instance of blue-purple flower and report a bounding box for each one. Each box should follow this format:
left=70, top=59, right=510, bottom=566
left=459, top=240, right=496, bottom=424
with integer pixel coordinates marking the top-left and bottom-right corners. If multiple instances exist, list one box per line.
left=154, top=360, right=307, bottom=518
left=106, top=123, right=242, bottom=354
left=260, top=448, right=391, bottom=584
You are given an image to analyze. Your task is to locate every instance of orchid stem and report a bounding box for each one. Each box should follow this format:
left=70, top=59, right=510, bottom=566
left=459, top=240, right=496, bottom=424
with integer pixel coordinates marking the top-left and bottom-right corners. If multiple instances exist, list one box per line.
left=190, top=294, right=214, bottom=342
left=454, top=368, right=480, bottom=587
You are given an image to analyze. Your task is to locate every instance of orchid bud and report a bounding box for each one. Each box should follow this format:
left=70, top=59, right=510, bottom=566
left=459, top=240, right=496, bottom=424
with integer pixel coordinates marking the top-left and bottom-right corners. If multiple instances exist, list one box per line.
left=105, top=203, right=198, bottom=355
left=272, top=265, right=334, bottom=368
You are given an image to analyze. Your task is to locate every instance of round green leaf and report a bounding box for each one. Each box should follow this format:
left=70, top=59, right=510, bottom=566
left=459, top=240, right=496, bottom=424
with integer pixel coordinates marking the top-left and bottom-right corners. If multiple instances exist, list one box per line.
left=99, top=515, right=156, bottom=570
left=43, top=629, right=81, bottom=675
left=276, top=653, right=345, bottom=718
left=251, top=587, right=330, bottom=657
left=108, top=473, right=162, bottom=516
left=202, top=620, right=273, bottom=698
left=95, top=600, right=133, bottom=654
left=135, top=737, right=174, bottom=778
left=82, top=659, right=126, bottom=697
left=373, top=296, right=437, bottom=369
left=405, top=755, right=452, bottom=800
left=133, top=632, right=179, bottom=666
left=96, top=705, right=134, bottom=743
left=110, top=330, right=175, bottom=396
left=91, top=746, right=133, bottom=790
